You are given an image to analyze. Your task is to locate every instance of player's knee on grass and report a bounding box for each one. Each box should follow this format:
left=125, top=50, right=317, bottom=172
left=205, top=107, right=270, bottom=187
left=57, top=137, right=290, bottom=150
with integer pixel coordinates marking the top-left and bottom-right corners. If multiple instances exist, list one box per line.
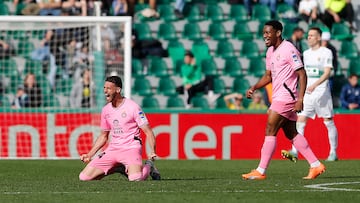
left=79, top=172, right=93, bottom=181
left=128, top=172, right=143, bottom=181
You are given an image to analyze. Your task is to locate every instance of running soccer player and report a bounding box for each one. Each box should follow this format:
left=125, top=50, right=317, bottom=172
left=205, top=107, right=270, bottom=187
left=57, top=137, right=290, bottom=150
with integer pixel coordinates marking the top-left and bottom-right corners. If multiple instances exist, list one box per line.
left=242, top=20, right=325, bottom=180
left=282, top=27, right=339, bottom=162
left=79, top=76, right=160, bottom=181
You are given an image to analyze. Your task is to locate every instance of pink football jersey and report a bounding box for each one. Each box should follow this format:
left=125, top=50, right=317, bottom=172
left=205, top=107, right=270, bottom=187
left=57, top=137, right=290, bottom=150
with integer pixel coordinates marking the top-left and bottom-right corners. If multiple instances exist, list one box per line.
left=266, top=40, right=303, bottom=102
left=100, top=98, right=149, bottom=150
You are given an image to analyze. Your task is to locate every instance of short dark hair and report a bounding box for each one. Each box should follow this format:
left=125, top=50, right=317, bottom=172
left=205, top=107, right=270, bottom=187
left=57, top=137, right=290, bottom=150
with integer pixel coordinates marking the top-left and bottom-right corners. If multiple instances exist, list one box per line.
left=349, top=73, right=359, bottom=78
left=106, top=76, right=122, bottom=88
left=185, top=50, right=194, bottom=58
left=265, top=20, right=283, bottom=32
left=293, top=27, right=304, bottom=33
left=309, top=27, right=322, bottom=36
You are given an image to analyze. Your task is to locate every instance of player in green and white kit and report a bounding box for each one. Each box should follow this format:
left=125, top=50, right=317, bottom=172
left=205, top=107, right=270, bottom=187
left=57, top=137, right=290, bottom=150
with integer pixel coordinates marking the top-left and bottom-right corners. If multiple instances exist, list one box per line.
left=282, top=27, right=339, bottom=162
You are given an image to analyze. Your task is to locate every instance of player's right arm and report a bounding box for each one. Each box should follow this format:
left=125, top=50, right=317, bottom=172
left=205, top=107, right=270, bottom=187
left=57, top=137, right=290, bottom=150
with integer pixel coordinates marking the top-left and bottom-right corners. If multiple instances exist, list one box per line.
left=306, top=66, right=331, bottom=93
left=80, top=130, right=109, bottom=163
left=247, top=70, right=272, bottom=98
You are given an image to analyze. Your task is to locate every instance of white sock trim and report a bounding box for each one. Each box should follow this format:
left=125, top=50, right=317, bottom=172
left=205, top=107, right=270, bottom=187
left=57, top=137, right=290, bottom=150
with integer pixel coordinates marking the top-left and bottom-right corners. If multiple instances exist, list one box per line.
left=256, top=167, right=266, bottom=175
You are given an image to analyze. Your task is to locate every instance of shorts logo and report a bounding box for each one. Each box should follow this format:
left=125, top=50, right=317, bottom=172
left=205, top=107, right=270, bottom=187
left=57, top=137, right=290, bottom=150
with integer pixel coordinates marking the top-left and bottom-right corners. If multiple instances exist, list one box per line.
left=98, top=151, right=106, bottom=159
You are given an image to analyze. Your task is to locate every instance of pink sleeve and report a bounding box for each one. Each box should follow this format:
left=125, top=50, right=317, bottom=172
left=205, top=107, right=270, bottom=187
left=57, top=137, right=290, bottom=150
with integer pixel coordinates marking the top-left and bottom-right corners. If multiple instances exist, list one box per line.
left=133, top=105, right=149, bottom=127
left=288, top=46, right=303, bottom=70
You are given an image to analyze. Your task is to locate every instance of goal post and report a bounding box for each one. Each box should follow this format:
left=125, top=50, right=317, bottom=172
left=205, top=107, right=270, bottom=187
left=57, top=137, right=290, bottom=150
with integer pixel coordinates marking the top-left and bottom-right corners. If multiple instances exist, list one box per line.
left=0, top=16, right=132, bottom=159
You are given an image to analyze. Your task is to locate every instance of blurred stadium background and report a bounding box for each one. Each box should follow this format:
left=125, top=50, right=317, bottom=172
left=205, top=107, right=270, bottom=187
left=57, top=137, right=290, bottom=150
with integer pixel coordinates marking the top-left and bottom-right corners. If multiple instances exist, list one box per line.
left=0, top=0, right=359, bottom=160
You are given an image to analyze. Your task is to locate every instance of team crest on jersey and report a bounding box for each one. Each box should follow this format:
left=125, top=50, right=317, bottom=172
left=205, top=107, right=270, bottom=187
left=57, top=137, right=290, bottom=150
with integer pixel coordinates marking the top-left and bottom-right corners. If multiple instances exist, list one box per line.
left=121, top=111, right=127, bottom=118
left=276, top=54, right=280, bottom=61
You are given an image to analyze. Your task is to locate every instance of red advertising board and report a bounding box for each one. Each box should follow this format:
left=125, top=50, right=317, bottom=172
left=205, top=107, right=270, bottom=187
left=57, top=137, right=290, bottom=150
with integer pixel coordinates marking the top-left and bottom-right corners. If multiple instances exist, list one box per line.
left=1, top=112, right=359, bottom=159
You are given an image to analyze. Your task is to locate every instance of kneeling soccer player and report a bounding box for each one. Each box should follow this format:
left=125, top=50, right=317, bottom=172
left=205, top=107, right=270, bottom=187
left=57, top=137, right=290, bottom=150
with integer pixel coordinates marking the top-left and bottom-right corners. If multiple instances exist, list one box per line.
left=79, top=76, right=160, bottom=181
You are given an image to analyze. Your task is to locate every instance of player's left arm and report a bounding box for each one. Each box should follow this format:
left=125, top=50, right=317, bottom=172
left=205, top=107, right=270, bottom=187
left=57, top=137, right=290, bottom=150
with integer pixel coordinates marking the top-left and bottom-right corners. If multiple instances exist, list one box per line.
left=294, top=67, right=307, bottom=112
left=141, top=124, right=157, bottom=160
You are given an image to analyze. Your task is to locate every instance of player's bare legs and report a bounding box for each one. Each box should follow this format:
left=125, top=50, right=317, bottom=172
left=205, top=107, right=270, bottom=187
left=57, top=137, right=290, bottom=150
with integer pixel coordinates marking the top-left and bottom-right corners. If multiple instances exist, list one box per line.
left=285, top=115, right=308, bottom=160
left=79, top=165, right=106, bottom=181
left=79, top=164, right=151, bottom=181
left=282, top=118, right=326, bottom=179
left=242, top=109, right=287, bottom=180
left=127, top=164, right=151, bottom=181
left=243, top=110, right=326, bottom=180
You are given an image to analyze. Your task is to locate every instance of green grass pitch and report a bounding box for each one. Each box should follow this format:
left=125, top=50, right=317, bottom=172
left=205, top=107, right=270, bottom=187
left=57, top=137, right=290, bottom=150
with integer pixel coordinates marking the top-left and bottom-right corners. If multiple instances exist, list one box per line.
left=0, top=159, right=360, bottom=203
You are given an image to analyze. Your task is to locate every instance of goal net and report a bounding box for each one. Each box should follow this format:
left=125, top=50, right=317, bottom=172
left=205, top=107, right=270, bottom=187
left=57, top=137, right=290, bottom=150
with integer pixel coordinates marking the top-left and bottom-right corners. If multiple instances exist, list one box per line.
left=0, top=16, right=132, bottom=159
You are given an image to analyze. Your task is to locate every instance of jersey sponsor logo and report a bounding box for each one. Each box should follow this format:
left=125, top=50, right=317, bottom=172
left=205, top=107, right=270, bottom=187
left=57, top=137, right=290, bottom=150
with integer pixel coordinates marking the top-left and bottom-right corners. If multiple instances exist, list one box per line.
left=113, top=119, right=119, bottom=126
left=304, top=66, right=321, bottom=77
left=113, top=119, right=123, bottom=134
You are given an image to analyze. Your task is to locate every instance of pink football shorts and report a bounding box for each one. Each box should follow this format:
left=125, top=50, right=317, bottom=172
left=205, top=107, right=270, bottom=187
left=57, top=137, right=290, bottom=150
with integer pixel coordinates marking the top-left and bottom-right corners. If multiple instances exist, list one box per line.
left=269, top=100, right=298, bottom=121
left=89, top=147, right=143, bottom=175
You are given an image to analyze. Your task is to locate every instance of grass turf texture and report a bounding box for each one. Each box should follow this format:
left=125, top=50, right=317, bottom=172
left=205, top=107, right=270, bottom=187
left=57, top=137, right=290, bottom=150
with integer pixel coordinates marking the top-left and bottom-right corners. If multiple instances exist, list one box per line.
left=0, top=160, right=360, bottom=203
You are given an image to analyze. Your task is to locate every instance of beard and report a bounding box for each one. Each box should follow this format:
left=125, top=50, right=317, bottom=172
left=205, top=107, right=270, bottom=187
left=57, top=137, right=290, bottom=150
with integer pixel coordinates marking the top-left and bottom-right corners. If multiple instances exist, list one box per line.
left=111, top=92, right=121, bottom=107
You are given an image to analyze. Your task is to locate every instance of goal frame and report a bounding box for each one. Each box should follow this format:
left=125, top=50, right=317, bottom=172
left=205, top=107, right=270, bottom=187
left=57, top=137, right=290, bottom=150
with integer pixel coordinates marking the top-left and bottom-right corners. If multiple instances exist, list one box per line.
left=0, top=16, right=133, bottom=98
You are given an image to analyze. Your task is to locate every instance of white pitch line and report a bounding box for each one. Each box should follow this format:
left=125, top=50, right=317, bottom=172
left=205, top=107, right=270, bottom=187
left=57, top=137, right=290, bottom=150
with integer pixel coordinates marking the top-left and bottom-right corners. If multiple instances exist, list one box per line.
left=3, top=183, right=360, bottom=195
left=3, top=190, right=325, bottom=195
left=304, top=181, right=360, bottom=192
